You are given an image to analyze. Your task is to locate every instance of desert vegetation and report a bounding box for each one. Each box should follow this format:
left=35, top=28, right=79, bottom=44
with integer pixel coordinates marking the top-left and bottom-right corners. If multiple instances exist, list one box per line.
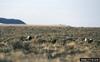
left=0, top=25, right=100, bottom=62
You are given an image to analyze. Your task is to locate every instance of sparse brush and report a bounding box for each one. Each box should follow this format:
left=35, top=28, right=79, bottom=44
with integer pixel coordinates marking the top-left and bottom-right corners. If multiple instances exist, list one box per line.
left=0, top=26, right=100, bottom=62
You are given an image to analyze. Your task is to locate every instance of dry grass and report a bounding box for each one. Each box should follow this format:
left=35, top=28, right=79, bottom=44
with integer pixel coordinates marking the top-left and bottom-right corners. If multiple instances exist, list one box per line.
left=0, top=25, right=100, bottom=62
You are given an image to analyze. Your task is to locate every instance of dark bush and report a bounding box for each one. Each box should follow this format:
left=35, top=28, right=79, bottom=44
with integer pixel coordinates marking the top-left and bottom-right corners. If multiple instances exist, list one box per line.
left=0, top=47, right=12, bottom=53
left=0, top=59, right=12, bottom=62
left=12, top=41, right=23, bottom=50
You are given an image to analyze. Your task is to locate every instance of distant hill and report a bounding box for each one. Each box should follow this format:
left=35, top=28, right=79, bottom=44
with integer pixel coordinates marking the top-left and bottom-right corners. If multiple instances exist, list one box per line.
left=0, top=18, right=25, bottom=24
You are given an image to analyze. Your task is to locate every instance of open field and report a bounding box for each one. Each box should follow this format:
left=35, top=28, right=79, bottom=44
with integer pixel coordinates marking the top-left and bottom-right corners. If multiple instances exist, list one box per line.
left=0, top=25, right=100, bottom=62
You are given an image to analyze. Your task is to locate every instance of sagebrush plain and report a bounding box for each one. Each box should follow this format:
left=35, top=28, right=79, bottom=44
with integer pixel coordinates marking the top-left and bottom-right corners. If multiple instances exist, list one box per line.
left=0, top=25, right=100, bottom=62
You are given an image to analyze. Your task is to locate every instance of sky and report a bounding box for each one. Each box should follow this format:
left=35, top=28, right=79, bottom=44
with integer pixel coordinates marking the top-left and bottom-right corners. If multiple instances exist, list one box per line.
left=0, top=0, right=100, bottom=27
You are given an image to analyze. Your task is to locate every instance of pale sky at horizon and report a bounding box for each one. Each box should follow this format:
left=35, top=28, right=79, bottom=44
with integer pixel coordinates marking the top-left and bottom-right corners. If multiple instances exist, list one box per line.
left=0, top=0, right=100, bottom=27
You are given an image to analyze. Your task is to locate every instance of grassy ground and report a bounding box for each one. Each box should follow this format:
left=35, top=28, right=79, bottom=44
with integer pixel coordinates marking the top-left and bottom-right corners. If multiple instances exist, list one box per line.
left=0, top=25, right=100, bottom=62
